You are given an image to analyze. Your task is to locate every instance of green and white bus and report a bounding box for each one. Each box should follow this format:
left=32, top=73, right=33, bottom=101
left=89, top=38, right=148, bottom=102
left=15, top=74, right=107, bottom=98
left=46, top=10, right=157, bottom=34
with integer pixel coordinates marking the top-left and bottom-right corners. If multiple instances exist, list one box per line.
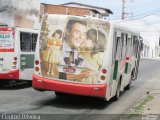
left=32, top=14, right=142, bottom=101
left=0, top=25, right=38, bottom=85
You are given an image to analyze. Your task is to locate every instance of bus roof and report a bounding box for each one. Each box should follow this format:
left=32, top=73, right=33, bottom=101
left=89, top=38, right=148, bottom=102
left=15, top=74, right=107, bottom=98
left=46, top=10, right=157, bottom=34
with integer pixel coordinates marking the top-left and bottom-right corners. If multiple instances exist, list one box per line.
left=110, top=21, right=140, bottom=35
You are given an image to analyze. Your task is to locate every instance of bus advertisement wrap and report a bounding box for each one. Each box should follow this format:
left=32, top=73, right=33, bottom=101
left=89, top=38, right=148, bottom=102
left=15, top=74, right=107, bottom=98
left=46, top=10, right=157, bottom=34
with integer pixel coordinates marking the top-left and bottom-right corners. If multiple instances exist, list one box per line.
left=0, top=28, right=15, bottom=52
left=39, top=15, right=110, bottom=84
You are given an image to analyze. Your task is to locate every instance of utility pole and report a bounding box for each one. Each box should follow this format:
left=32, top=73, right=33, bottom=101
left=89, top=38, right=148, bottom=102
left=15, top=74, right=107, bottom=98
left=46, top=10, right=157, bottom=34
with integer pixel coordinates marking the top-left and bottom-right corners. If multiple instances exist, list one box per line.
left=121, top=0, right=134, bottom=20
left=122, top=0, right=125, bottom=20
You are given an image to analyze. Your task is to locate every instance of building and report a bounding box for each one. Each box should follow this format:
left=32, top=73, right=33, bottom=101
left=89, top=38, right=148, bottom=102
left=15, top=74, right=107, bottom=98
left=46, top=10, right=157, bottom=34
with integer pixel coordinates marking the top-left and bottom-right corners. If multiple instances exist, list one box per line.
left=41, top=2, right=113, bottom=19
left=0, top=0, right=40, bottom=29
left=115, top=18, right=160, bottom=59
left=141, top=32, right=160, bottom=58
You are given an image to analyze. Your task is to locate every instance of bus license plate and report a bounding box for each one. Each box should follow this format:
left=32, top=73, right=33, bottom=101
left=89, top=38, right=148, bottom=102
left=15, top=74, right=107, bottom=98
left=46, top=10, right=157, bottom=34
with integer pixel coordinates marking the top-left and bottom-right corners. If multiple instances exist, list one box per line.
left=63, top=67, right=75, bottom=73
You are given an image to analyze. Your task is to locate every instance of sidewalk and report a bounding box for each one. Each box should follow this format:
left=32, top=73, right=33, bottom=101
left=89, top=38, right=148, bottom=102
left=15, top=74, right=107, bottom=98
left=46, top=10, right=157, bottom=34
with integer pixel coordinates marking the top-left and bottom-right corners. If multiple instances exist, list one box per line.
left=127, top=90, right=160, bottom=114
left=121, top=84, right=160, bottom=120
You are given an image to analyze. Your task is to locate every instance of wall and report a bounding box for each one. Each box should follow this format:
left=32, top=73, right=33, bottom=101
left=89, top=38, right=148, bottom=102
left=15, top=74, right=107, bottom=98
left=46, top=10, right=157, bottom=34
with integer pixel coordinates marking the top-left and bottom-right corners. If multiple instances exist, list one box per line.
left=41, top=4, right=90, bottom=17
left=0, top=0, right=40, bottom=29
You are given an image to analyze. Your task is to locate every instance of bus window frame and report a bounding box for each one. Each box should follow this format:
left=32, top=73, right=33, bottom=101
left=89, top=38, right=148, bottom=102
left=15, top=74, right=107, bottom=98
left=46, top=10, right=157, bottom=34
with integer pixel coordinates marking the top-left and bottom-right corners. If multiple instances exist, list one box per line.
left=121, top=33, right=127, bottom=59
left=20, top=32, right=38, bottom=52
left=112, top=31, right=117, bottom=63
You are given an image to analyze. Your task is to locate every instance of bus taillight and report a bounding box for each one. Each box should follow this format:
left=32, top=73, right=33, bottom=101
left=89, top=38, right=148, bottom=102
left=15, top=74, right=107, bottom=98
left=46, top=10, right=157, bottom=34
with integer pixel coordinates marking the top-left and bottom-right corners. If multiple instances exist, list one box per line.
left=102, top=69, right=107, bottom=74
left=126, top=57, right=129, bottom=60
left=100, top=75, right=105, bottom=80
left=35, top=60, right=39, bottom=65
left=13, top=57, right=17, bottom=69
left=13, top=61, right=17, bottom=65
left=35, top=67, right=39, bottom=72
left=14, top=57, right=17, bottom=61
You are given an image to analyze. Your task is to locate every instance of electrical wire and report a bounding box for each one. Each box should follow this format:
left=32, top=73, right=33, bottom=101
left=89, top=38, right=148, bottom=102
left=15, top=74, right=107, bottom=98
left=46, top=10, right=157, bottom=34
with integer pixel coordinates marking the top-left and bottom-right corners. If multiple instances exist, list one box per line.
left=110, top=8, right=160, bottom=22
left=133, top=8, right=160, bottom=18
left=115, top=9, right=160, bottom=23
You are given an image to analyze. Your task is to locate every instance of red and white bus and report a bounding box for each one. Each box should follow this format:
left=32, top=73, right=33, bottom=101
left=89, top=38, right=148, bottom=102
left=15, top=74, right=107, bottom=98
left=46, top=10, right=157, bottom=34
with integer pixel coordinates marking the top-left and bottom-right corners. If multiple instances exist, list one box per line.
left=32, top=14, right=142, bottom=101
left=0, top=25, right=38, bottom=85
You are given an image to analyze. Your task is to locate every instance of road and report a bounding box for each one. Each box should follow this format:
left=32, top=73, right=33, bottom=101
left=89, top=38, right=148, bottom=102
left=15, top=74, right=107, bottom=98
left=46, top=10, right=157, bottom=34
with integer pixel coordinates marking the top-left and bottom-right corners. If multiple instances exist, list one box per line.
left=0, top=58, right=160, bottom=120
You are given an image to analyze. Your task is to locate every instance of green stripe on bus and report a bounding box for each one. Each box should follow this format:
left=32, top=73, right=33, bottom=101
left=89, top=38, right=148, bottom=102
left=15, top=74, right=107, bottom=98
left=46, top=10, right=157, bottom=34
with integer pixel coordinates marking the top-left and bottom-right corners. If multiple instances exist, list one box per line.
left=125, top=62, right=129, bottom=73
left=113, top=60, right=118, bottom=80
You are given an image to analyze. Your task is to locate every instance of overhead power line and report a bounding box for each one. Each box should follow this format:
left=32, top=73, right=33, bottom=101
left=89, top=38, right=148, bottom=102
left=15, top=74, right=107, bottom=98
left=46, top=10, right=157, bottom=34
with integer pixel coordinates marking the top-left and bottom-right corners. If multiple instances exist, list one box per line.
left=116, top=8, right=160, bottom=23
left=133, top=8, right=160, bottom=18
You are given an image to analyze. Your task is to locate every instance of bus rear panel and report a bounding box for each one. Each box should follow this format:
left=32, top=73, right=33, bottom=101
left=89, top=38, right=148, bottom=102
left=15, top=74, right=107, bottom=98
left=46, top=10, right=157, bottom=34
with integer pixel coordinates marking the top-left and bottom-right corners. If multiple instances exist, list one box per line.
left=32, top=14, right=110, bottom=98
left=0, top=27, right=19, bottom=80
left=0, top=26, right=38, bottom=81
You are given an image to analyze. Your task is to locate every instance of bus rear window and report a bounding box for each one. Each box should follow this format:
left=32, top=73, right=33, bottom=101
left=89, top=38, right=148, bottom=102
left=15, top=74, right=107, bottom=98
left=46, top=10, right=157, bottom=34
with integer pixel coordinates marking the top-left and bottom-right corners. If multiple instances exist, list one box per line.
left=20, top=32, right=38, bottom=52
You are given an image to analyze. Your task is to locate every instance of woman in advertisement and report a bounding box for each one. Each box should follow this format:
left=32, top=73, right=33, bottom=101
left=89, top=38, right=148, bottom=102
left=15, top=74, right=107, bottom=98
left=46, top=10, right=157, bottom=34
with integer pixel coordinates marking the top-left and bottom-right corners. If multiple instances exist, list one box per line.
left=43, top=30, right=62, bottom=76
left=78, top=28, right=106, bottom=83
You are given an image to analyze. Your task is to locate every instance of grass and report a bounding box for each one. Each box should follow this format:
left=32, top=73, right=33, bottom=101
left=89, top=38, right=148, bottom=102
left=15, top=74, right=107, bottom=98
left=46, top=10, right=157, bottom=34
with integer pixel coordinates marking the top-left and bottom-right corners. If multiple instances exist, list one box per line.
left=123, top=95, right=154, bottom=120
left=133, top=95, right=154, bottom=113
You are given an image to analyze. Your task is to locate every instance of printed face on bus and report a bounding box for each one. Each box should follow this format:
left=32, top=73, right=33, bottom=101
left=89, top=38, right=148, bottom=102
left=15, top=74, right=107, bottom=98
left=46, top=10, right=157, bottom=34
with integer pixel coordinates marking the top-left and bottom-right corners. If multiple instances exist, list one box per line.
left=84, top=39, right=96, bottom=51
left=53, top=33, right=61, bottom=39
left=67, top=22, right=87, bottom=48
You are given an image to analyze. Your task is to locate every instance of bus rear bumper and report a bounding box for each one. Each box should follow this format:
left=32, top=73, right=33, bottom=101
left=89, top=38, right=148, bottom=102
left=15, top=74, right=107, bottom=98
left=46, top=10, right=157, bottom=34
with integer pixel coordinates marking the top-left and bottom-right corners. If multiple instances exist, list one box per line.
left=32, top=75, right=107, bottom=98
left=0, top=69, right=19, bottom=80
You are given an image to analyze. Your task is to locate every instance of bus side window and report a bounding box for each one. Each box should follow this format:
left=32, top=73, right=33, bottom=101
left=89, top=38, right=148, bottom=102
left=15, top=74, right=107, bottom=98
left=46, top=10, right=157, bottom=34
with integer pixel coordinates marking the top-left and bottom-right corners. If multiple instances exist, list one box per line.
left=133, top=35, right=138, bottom=57
left=20, top=32, right=31, bottom=52
left=116, top=37, right=122, bottom=60
left=130, top=35, right=133, bottom=56
left=127, top=37, right=131, bottom=56
left=112, top=32, right=117, bottom=62
left=113, top=31, right=122, bottom=61
left=121, top=33, right=127, bottom=59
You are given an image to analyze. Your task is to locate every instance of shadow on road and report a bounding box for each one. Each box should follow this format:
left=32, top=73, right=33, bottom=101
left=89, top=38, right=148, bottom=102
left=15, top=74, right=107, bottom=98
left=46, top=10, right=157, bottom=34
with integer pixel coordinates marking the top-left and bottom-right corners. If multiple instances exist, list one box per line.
left=31, top=93, right=118, bottom=110
left=0, top=81, right=32, bottom=90
left=29, top=87, right=133, bottom=112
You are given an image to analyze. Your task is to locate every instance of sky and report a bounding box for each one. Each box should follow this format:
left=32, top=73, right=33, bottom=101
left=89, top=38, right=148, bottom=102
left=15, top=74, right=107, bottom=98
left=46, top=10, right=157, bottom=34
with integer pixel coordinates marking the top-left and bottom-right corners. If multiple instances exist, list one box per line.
left=40, top=0, right=160, bottom=39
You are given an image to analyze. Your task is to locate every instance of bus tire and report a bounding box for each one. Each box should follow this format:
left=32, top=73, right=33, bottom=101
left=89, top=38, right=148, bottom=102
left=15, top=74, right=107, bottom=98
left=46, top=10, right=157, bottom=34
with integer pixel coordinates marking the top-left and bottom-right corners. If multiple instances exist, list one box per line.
left=55, top=92, right=66, bottom=97
left=126, top=75, right=132, bottom=90
left=113, top=80, right=121, bottom=101
left=131, top=68, right=137, bottom=80
left=0, top=80, right=9, bottom=87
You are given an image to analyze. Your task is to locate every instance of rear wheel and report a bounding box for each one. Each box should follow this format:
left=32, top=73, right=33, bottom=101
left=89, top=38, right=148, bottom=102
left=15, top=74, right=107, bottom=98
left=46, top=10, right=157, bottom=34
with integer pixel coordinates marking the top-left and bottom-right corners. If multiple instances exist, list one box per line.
left=113, top=81, right=121, bottom=101
left=126, top=75, right=132, bottom=90
left=55, top=92, right=66, bottom=97
left=0, top=80, right=9, bottom=87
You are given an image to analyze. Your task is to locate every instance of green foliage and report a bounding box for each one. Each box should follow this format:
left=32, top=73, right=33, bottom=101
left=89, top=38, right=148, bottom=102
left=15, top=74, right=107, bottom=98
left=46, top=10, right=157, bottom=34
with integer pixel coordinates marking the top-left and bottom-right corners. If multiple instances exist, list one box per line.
left=131, top=95, right=154, bottom=114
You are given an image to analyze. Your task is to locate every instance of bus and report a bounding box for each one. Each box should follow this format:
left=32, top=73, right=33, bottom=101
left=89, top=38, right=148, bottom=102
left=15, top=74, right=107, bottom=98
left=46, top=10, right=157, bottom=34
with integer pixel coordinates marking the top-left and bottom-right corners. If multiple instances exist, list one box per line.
left=0, top=25, right=38, bottom=85
left=32, top=14, right=143, bottom=101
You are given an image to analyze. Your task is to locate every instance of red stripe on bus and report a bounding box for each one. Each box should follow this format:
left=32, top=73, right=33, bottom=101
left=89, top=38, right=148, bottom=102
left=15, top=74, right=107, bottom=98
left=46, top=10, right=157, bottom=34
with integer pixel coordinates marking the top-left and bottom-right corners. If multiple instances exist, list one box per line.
left=0, top=69, right=19, bottom=80
left=0, top=28, right=10, bottom=31
left=0, top=49, right=14, bottom=52
left=32, top=75, right=107, bottom=98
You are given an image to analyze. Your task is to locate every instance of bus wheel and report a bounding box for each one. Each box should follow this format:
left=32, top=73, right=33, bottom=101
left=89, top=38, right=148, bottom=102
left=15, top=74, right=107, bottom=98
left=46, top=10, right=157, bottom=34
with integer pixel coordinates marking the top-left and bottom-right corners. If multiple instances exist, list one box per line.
left=0, top=80, right=9, bottom=87
left=55, top=92, right=66, bottom=97
left=126, top=76, right=132, bottom=90
left=113, top=81, right=121, bottom=101
left=131, top=68, right=136, bottom=80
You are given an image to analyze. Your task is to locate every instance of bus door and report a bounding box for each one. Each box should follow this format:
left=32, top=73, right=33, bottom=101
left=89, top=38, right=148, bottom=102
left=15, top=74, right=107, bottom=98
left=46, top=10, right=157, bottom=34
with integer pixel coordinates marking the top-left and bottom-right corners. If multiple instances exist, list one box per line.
left=112, top=30, right=122, bottom=80
left=131, top=35, right=140, bottom=80
left=19, top=31, right=38, bottom=80
left=0, top=27, right=16, bottom=73
left=111, top=30, right=122, bottom=96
